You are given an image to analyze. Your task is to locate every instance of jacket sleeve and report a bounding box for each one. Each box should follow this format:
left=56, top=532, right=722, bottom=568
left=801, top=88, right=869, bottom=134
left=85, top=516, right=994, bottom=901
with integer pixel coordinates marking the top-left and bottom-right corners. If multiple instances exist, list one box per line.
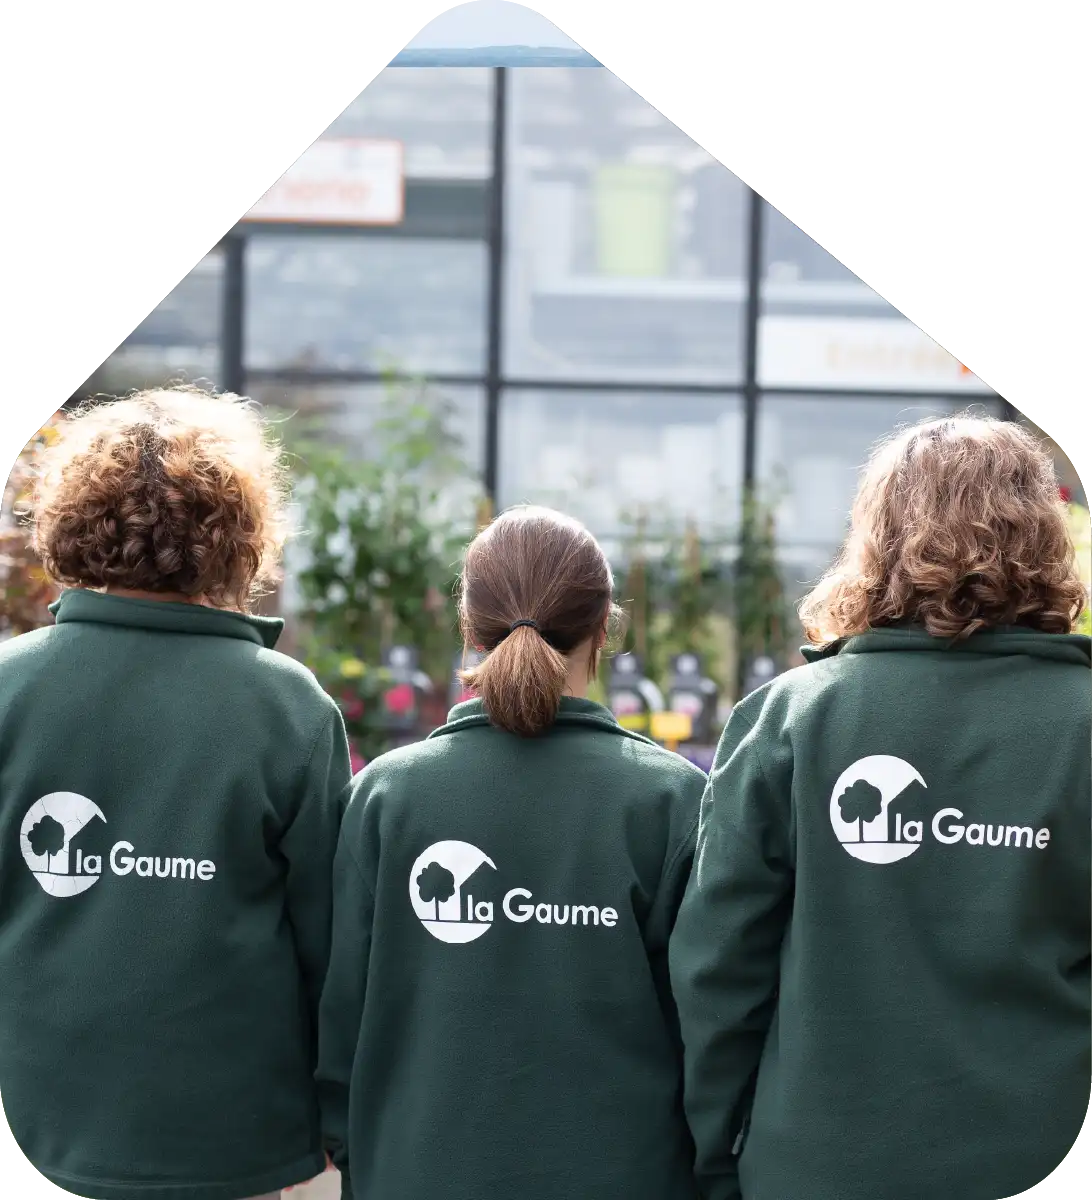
left=279, top=706, right=353, bottom=1055
left=645, top=777, right=704, bottom=1057
left=668, top=707, right=794, bottom=1200
left=315, top=817, right=374, bottom=1194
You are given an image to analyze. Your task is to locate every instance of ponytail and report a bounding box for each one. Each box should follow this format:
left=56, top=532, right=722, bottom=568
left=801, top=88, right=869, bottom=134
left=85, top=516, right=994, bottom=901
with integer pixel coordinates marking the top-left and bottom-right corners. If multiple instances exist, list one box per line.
left=458, top=505, right=618, bottom=738
left=460, top=624, right=568, bottom=738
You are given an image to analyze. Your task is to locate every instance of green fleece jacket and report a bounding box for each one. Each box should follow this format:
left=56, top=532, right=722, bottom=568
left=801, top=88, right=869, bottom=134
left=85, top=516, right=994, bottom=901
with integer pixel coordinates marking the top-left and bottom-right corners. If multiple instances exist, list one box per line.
left=670, top=627, right=1091, bottom=1200
left=0, top=589, right=352, bottom=1200
left=316, top=696, right=706, bottom=1200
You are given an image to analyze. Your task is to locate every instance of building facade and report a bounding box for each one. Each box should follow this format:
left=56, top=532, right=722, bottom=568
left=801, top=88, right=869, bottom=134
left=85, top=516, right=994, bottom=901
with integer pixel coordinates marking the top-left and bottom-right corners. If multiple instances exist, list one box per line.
left=81, top=67, right=1033, bottom=603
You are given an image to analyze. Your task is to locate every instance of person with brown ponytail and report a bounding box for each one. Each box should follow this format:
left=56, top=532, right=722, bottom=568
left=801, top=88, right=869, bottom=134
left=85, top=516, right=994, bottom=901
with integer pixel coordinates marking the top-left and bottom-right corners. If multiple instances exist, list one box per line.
left=316, top=505, right=706, bottom=1200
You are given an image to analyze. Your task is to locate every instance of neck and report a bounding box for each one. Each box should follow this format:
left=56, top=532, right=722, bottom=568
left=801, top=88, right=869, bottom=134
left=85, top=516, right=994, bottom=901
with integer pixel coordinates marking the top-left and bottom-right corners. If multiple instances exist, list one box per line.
left=102, top=587, right=205, bottom=606
left=563, top=642, right=595, bottom=699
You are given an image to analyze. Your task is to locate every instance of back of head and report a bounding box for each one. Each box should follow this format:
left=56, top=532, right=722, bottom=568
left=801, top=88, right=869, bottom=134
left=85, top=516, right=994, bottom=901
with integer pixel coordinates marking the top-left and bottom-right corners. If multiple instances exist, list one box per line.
left=799, top=413, right=1085, bottom=644
left=32, top=386, right=288, bottom=611
left=459, top=506, right=618, bottom=737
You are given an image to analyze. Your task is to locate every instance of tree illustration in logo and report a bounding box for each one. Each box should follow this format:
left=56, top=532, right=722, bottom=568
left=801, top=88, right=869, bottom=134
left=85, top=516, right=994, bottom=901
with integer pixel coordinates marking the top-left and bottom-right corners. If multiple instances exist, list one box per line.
left=27, top=814, right=66, bottom=863
left=838, top=780, right=884, bottom=841
left=417, top=861, right=456, bottom=920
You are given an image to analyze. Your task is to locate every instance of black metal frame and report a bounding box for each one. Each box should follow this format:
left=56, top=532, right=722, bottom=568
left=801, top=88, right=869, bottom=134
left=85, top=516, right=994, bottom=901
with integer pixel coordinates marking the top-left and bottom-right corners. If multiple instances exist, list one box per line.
left=243, top=364, right=999, bottom=411
left=220, top=233, right=246, bottom=396
left=741, top=188, right=764, bottom=490
left=218, top=65, right=1013, bottom=505
left=483, top=66, right=507, bottom=504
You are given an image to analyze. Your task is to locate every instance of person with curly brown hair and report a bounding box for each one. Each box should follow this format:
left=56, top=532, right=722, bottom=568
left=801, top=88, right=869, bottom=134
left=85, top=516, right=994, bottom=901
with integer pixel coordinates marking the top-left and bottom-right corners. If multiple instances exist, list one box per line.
left=0, top=386, right=351, bottom=1200
left=669, top=413, right=1090, bottom=1200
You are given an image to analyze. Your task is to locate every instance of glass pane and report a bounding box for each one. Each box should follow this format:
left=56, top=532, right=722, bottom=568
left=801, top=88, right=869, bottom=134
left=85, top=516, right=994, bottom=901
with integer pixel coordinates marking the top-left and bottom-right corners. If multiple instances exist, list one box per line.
left=499, top=389, right=744, bottom=539
left=248, top=380, right=483, bottom=620
left=762, top=198, right=897, bottom=321
left=247, top=379, right=485, bottom=475
left=327, top=67, right=492, bottom=179
left=83, top=251, right=224, bottom=394
left=504, top=69, right=748, bottom=384
left=760, top=201, right=998, bottom=395
left=757, top=395, right=1002, bottom=597
left=245, top=236, right=488, bottom=374
left=763, top=201, right=871, bottom=293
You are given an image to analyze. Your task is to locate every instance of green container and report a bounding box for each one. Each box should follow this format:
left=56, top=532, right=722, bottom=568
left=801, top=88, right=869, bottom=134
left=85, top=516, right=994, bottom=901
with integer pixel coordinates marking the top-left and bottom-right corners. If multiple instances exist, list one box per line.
left=593, top=163, right=675, bottom=278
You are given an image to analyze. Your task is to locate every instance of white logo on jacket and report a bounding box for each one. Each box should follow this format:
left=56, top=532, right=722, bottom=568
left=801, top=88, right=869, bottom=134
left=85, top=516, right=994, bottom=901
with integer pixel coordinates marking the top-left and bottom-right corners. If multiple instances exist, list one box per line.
left=829, top=756, right=1051, bottom=864
left=410, top=841, right=498, bottom=943
left=19, top=793, right=217, bottom=898
left=410, top=840, right=620, bottom=943
left=20, top=793, right=107, bottom=896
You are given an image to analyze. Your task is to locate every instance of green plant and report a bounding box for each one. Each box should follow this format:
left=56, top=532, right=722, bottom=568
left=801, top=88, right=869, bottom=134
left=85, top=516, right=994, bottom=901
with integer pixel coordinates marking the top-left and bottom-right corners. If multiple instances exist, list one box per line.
left=615, top=508, right=733, bottom=697
left=657, top=520, right=731, bottom=689
left=614, top=485, right=792, bottom=707
left=617, top=510, right=654, bottom=662
left=1, top=414, right=64, bottom=639
left=282, top=375, right=480, bottom=719
left=0, top=536, right=54, bottom=639
left=300, top=640, right=395, bottom=768
left=732, top=484, right=793, bottom=682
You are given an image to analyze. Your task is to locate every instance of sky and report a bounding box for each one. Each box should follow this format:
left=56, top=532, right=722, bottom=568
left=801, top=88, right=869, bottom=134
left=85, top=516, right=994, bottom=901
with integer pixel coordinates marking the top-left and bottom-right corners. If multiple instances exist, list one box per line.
left=404, top=1, right=581, bottom=50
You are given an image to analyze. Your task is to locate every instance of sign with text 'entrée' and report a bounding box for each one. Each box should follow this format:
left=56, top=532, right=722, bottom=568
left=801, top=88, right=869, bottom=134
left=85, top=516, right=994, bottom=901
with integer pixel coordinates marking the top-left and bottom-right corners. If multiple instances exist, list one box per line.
left=244, top=138, right=404, bottom=226
left=758, top=315, right=993, bottom=393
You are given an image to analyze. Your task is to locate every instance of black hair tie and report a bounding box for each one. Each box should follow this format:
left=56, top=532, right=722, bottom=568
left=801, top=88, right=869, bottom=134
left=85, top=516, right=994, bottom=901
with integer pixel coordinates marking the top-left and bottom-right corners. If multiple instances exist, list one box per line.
left=508, top=619, right=540, bottom=634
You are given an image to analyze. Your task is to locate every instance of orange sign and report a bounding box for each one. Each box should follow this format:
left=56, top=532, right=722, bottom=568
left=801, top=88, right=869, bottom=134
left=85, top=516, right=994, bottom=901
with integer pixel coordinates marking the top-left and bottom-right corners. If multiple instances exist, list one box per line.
left=759, top=316, right=991, bottom=392
left=245, top=138, right=404, bottom=226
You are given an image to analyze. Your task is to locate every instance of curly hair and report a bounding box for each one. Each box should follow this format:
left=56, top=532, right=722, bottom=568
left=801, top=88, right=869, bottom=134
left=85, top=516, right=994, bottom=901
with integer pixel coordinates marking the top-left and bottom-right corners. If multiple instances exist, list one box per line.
left=799, top=413, right=1085, bottom=646
left=31, top=386, right=289, bottom=611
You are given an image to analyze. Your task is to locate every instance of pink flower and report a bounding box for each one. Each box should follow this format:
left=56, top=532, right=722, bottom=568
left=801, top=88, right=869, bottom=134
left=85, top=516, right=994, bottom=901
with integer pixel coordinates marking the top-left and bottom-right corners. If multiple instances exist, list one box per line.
left=384, top=683, right=415, bottom=715
left=349, top=748, right=367, bottom=774
left=341, top=697, right=365, bottom=721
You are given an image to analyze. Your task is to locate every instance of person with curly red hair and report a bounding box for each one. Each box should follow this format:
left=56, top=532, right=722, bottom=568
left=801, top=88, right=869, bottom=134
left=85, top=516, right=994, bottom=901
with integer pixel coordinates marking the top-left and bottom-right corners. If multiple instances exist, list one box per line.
left=0, top=386, right=350, bottom=1200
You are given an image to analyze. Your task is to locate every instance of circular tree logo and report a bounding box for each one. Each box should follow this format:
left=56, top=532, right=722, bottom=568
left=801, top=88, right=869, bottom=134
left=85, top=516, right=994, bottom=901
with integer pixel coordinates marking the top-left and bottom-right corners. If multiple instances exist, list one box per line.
left=20, top=793, right=107, bottom=896
left=408, top=841, right=497, bottom=943
left=829, top=756, right=927, bottom=864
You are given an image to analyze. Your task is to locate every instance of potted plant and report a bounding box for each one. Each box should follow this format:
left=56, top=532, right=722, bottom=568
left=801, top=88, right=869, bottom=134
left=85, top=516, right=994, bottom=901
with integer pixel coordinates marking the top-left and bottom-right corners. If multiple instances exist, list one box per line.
left=0, top=413, right=65, bottom=640
left=301, top=643, right=395, bottom=771
left=732, top=485, right=793, bottom=695
left=281, top=375, right=480, bottom=757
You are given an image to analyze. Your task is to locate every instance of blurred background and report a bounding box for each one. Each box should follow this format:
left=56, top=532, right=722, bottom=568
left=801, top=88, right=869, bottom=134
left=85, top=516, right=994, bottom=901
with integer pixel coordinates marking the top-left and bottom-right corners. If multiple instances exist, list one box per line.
left=6, top=25, right=1092, bottom=768
left=4, top=65, right=1088, bottom=770
left=540, top=0, right=1092, bottom=468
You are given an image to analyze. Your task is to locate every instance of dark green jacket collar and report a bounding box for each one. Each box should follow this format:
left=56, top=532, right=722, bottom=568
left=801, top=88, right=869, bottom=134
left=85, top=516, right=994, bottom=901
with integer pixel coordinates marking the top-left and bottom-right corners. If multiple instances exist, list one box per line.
left=49, top=588, right=284, bottom=650
left=430, top=696, right=652, bottom=742
left=801, top=625, right=1091, bottom=667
